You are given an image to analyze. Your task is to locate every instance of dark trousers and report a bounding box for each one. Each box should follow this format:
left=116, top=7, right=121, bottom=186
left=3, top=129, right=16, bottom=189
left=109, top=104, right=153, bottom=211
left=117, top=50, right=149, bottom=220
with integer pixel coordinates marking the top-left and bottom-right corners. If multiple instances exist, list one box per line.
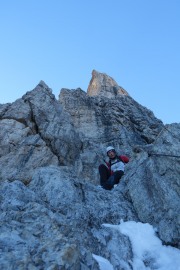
left=99, top=164, right=124, bottom=190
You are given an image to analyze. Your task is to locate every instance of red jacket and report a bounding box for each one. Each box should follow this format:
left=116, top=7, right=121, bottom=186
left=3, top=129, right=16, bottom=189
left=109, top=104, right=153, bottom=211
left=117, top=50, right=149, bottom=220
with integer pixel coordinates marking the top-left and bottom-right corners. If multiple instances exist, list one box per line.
left=118, top=155, right=129, bottom=163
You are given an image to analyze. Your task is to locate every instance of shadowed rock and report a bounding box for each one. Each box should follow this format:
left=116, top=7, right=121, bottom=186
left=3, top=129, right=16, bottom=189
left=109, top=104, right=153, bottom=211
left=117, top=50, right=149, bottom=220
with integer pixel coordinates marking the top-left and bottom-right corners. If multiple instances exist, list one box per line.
left=123, top=123, right=180, bottom=246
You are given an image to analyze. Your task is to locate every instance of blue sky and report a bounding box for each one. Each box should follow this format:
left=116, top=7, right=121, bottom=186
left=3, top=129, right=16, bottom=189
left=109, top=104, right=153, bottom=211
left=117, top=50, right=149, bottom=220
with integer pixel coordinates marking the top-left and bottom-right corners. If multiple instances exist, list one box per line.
left=0, top=0, right=179, bottom=124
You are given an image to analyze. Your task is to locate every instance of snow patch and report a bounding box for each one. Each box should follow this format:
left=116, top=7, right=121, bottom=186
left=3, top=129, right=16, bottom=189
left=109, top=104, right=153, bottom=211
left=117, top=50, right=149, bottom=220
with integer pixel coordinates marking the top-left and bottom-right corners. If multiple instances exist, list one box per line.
left=102, top=221, right=180, bottom=270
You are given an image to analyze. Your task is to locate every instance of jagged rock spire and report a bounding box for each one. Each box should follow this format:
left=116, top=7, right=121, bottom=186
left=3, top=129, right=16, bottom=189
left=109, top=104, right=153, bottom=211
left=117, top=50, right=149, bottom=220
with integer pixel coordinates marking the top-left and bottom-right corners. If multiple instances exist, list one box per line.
left=87, top=70, right=129, bottom=98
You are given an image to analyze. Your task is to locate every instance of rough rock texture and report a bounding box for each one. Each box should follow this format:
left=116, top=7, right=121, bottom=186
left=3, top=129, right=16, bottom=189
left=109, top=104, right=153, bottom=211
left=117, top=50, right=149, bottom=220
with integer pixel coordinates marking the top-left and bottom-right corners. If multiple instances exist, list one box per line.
left=0, top=70, right=179, bottom=269
left=123, top=123, right=180, bottom=246
left=59, top=80, right=163, bottom=183
left=0, top=168, right=136, bottom=269
left=87, top=69, right=129, bottom=98
left=0, top=81, right=82, bottom=183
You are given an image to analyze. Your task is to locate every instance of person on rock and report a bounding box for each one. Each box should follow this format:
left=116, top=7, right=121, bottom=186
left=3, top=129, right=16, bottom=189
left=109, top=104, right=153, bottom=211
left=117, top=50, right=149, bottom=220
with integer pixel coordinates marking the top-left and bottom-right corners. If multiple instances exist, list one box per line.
left=99, top=146, right=129, bottom=190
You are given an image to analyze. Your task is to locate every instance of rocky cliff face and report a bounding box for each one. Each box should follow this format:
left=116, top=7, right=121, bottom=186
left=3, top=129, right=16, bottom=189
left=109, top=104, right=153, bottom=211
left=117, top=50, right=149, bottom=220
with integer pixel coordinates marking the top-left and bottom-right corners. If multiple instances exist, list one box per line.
left=0, top=70, right=179, bottom=269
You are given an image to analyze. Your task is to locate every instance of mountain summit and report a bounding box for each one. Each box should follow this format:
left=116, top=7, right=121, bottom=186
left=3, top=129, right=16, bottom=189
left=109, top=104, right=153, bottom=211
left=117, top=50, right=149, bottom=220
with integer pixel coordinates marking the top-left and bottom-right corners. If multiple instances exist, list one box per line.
left=87, top=69, right=129, bottom=98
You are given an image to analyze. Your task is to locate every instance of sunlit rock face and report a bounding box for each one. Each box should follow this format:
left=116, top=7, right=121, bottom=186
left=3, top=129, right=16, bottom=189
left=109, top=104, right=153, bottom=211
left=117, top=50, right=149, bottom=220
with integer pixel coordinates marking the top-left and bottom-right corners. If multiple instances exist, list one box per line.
left=87, top=69, right=129, bottom=98
left=0, top=70, right=179, bottom=269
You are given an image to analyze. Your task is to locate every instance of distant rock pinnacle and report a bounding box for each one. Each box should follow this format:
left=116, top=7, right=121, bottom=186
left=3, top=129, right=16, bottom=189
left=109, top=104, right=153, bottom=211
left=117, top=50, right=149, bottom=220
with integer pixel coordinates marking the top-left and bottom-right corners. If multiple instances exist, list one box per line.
left=87, top=69, right=129, bottom=98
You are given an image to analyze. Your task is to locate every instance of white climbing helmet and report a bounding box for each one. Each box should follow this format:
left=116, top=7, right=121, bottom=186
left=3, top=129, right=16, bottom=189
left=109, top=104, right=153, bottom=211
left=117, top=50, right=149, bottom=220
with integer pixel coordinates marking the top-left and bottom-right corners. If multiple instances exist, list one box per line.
left=106, top=146, right=115, bottom=154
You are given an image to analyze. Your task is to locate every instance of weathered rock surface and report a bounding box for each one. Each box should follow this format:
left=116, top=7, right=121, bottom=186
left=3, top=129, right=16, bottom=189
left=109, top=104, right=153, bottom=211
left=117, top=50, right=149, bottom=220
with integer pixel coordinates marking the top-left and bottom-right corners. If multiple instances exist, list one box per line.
left=87, top=69, right=129, bottom=98
left=59, top=75, right=163, bottom=183
left=0, top=70, right=179, bottom=269
left=123, top=123, right=180, bottom=246
left=0, top=168, right=136, bottom=269
left=0, top=81, right=82, bottom=183
left=21, top=81, right=82, bottom=165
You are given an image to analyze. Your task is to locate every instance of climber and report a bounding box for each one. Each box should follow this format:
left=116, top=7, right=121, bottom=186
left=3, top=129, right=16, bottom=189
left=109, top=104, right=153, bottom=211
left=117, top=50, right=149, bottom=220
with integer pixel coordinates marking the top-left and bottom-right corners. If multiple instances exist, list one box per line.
left=99, top=146, right=129, bottom=190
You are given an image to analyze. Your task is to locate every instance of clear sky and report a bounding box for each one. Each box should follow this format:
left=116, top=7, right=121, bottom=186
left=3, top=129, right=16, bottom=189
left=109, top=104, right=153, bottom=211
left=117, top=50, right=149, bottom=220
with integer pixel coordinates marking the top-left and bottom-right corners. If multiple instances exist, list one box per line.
left=0, top=0, right=179, bottom=124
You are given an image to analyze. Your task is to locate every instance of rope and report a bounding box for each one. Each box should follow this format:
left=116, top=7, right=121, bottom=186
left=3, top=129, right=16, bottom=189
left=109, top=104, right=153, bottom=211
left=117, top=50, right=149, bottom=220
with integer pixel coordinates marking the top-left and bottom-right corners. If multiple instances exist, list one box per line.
left=163, top=125, right=180, bottom=141
left=147, top=125, right=180, bottom=158
left=96, top=113, right=179, bottom=160
left=148, top=153, right=180, bottom=158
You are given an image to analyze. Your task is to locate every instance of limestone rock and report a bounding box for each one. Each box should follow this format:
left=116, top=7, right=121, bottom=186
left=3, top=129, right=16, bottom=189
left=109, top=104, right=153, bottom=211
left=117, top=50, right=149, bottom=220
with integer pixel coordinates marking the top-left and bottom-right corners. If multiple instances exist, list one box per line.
left=0, top=134, right=59, bottom=184
left=22, top=81, right=82, bottom=165
left=122, top=123, right=180, bottom=247
left=0, top=98, right=35, bottom=131
left=0, top=71, right=179, bottom=269
left=0, top=180, right=81, bottom=269
left=87, top=69, right=129, bottom=98
left=29, top=165, right=136, bottom=268
left=0, top=119, right=31, bottom=157
left=0, top=81, right=82, bottom=182
left=0, top=169, right=136, bottom=269
left=59, top=84, right=163, bottom=183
